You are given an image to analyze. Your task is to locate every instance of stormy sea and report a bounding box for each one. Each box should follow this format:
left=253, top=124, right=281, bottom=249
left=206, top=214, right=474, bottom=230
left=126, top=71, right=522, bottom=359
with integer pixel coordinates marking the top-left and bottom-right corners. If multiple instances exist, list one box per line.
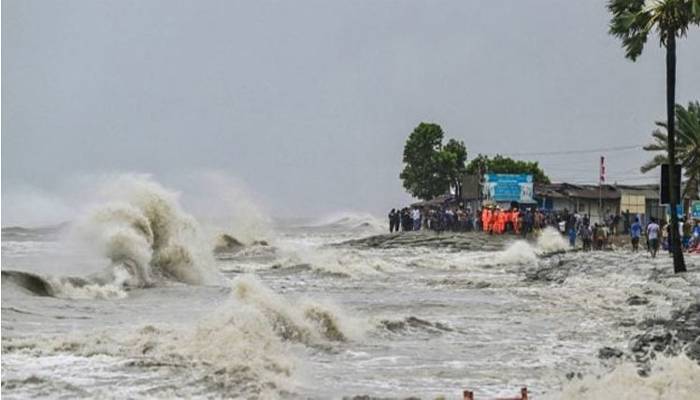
left=2, top=176, right=699, bottom=399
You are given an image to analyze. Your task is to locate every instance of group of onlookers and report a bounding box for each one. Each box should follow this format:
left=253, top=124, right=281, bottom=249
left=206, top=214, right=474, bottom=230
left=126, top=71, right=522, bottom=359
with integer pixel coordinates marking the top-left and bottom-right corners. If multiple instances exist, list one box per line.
left=630, top=216, right=700, bottom=257
left=388, top=207, right=477, bottom=233
left=388, top=204, right=700, bottom=257
left=388, top=204, right=579, bottom=237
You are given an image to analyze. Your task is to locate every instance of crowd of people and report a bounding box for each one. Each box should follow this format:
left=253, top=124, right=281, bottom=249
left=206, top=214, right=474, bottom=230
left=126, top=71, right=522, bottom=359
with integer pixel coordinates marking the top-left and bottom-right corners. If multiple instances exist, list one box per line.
left=388, top=203, right=700, bottom=256
left=632, top=216, right=700, bottom=257
left=388, top=204, right=585, bottom=238
left=388, top=207, right=477, bottom=233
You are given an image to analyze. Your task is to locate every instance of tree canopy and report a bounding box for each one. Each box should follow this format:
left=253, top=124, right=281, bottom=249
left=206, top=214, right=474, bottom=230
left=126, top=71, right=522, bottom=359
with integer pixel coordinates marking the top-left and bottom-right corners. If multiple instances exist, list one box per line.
left=608, top=0, right=700, bottom=61
left=399, top=123, right=467, bottom=200
left=608, top=0, right=699, bottom=273
left=641, top=101, right=700, bottom=199
left=466, top=154, right=550, bottom=184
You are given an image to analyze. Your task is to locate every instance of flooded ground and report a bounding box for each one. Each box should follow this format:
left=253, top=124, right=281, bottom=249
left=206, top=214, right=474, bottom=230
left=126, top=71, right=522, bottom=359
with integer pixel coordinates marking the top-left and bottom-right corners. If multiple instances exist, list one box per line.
left=2, top=183, right=699, bottom=399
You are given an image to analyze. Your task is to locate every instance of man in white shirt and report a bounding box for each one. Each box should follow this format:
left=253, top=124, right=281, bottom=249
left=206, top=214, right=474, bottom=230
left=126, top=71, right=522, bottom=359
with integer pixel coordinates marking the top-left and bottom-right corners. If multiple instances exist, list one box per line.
left=647, top=218, right=660, bottom=258
left=412, top=208, right=421, bottom=231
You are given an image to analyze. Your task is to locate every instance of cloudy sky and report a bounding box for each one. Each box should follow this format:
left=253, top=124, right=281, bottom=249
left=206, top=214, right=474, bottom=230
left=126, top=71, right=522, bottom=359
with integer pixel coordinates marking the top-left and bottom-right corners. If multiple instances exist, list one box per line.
left=3, top=0, right=700, bottom=224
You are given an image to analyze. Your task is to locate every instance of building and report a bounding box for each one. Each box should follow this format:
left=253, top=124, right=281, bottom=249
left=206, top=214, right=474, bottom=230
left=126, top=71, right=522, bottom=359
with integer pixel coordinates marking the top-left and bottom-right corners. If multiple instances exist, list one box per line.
left=535, top=183, right=621, bottom=223
left=534, top=182, right=688, bottom=224
left=460, top=174, right=690, bottom=224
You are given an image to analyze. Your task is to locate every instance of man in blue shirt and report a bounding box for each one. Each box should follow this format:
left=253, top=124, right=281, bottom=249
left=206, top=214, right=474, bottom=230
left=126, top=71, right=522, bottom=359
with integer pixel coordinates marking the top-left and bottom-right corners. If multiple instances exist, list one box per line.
left=630, top=217, right=642, bottom=252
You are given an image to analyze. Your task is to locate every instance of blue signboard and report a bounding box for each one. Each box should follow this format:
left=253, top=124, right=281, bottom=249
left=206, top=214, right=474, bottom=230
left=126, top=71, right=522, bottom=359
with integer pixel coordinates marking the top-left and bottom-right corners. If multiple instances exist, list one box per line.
left=483, top=173, right=534, bottom=202
left=665, top=204, right=685, bottom=219
left=692, top=201, right=700, bottom=219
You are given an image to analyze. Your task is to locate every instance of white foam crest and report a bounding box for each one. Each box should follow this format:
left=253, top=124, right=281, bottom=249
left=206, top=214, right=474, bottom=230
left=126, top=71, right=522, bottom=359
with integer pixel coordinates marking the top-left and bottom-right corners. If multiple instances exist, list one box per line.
left=536, top=227, right=570, bottom=253
left=70, top=174, right=219, bottom=288
left=274, top=239, right=404, bottom=276
left=4, top=308, right=297, bottom=398
left=48, top=281, right=128, bottom=300
left=546, top=355, right=700, bottom=400
left=179, top=171, right=275, bottom=245
left=311, top=211, right=385, bottom=232
left=232, top=275, right=365, bottom=342
left=492, top=228, right=568, bottom=266
left=496, top=241, right=538, bottom=265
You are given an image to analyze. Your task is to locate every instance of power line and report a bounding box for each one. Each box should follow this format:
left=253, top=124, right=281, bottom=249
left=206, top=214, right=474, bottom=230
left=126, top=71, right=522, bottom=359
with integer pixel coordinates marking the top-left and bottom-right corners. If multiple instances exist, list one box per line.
left=496, top=145, right=642, bottom=157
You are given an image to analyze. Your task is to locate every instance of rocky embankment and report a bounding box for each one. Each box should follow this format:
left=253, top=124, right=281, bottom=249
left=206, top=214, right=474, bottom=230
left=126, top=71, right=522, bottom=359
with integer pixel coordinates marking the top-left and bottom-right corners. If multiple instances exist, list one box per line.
left=595, top=301, right=700, bottom=372
left=336, top=231, right=512, bottom=251
left=631, top=302, right=700, bottom=366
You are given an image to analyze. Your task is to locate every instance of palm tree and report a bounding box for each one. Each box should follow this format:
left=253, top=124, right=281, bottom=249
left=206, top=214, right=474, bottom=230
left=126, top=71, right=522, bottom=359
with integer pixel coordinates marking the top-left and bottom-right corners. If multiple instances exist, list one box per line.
left=641, top=102, right=700, bottom=199
left=608, top=0, right=700, bottom=273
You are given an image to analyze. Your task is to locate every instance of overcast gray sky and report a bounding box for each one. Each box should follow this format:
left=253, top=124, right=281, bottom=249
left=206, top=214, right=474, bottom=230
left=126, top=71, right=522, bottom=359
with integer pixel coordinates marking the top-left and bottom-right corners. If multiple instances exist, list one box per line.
left=3, top=0, right=700, bottom=225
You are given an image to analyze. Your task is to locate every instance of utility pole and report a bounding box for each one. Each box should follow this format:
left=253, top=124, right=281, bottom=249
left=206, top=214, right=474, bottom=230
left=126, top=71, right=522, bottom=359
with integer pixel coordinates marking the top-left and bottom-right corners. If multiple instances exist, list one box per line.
left=599, top=156, right=605, bottom=222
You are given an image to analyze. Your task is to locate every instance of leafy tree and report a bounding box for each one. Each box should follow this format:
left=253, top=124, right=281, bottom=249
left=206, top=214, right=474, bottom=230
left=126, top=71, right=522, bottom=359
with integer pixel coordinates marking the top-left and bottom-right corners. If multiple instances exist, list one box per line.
left=441, top=139, right=468, bottom=197
left=399, top=123, right=467, bottom=200
left=466, top=154, right=550, bottom=184
left=608, top=0, right=700, bottom=273
left=641, top=102, right=700, bottom=199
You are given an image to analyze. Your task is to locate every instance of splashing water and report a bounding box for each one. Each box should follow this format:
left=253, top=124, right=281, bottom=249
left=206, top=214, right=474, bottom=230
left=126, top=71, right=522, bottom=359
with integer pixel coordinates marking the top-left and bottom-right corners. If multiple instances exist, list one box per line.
left=231, top=275, right=364, bottom=343
left=67, top=175, right=216, bottom=294
left=536, top=227, right=570, bottom=253
left=546, top=355, right=700, bottom=400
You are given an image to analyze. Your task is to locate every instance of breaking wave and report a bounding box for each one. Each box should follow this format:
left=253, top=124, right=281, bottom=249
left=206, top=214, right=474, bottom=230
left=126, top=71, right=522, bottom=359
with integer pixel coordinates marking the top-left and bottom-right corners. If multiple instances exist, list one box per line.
left=231, top=275, right=364, bottom=343
left=2, top=176, right=220, bottom=299
left=73, top=175, right=218, bottom=288
left=1, top=276, right=361, bottom=398
left=1, top=270, right=128, bottom=300
left=496, top=228, right=569, bottom=265
left=310, top=211, right=385, bottom=232
left=546, top=355, right=700, bottom=400
left=536, top=227, right=570, bottom=253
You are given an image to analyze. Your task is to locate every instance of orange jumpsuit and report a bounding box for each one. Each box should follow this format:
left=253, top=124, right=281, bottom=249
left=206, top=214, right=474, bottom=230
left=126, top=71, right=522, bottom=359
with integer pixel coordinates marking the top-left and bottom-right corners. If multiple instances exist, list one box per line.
left=481, top=209, right=489, bottom=232
left=489, top=210, right=498, bottom=233
left=511, top=210, right=520, bottom=234
left=495, top=210, right=504, bottom=234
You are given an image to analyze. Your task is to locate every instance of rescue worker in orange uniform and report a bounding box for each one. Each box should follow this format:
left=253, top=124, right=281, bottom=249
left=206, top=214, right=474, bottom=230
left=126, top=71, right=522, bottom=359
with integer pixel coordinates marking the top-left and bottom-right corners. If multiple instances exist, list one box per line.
left=511, top=209, right=520, bottom=234
left=491, top=208, right=499, bottom=234
left=481, top=208, right=490, bottom=232
left=499, top=210, right=510, bottom=234
left=489, top=208, right=498, bottom=234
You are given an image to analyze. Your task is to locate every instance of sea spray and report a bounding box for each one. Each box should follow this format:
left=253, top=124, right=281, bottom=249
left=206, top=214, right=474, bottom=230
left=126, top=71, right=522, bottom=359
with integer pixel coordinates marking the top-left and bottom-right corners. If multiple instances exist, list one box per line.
left=231, top=275, right=364, bottom=343
left=1, top=276, right=362, bottom=398
left=536, top=227, right=570, bottom=253
left=545, top=355, right=700, bottom=400
left=495, top=227, right=569, bottom=265
left=179, top=171, right=274, bottom=246
left=311, top=211, right=385, bottom=233
left=496, top=241, right=538, bottom=265
left=71, top=175, right=219, bottom=289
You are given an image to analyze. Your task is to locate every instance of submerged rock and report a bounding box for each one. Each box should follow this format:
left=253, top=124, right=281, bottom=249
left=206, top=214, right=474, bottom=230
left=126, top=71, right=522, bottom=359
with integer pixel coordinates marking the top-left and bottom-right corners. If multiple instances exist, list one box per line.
left=213, top=234, right=245, bottom=254
left=626, top=295, right=650, bottom=306
left=335, top=231, right=509, bottom=251
left=630, top=302, right=700, bottom=365
left=524, top=257, right=569, bottom=284
left=598, top=346, right=624, bottom=359
left=379, top=316, right=454, bottom=334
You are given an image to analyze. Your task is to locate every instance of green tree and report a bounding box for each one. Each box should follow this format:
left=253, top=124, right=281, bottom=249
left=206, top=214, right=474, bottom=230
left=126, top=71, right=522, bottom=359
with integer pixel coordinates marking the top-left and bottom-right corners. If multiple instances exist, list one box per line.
left=641, top=102, right=700, bottom=199
left=399, top=123, right=467, bottom=200
left=608, top=0, right=700, bottom=273
left=441, top=139, right=468, bottom=198
left=466, top=154, right=550, bottom=184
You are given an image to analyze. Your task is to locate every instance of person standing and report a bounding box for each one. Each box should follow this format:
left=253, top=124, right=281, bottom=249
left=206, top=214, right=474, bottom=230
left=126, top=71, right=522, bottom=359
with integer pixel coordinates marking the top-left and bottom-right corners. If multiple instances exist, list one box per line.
left=388, top=209, right=397, bottom=233
left=630, top=217, right=642, bottom=251
left=647, top=218, right=660, bottom=258
left=579, top=223, right=592, bottom=251
left=568, top=225, right=576, bottom=248
left=412, top=207, right=421, bottom=231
